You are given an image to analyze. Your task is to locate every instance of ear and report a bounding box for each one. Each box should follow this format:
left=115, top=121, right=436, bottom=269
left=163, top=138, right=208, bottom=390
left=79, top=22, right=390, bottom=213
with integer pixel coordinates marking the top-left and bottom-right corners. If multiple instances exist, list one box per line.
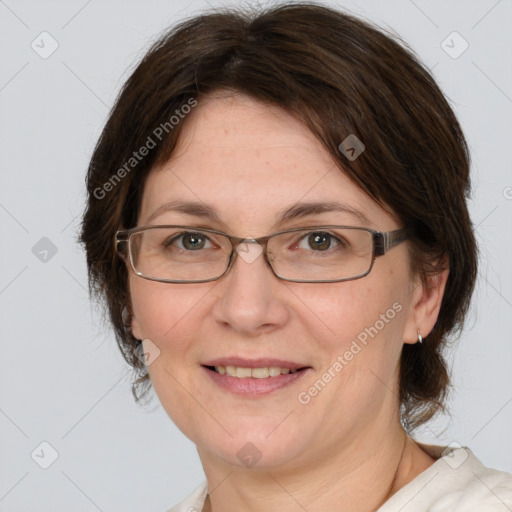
left=131, top=312, right=144, bottom=340
left=122, top=303, right=144, bottom=340
left=403, top=260, right=449, bottom=344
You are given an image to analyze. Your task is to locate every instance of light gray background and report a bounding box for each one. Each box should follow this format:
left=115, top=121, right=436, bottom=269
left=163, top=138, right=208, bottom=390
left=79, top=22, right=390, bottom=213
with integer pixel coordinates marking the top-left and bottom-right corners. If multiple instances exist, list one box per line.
left=1, top=0, right=511, bottom=510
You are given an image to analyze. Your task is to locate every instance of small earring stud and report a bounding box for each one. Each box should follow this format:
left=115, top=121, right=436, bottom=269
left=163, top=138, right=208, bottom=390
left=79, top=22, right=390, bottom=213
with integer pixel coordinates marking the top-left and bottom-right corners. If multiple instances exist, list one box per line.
left=417, top=329, right=423, bottom=344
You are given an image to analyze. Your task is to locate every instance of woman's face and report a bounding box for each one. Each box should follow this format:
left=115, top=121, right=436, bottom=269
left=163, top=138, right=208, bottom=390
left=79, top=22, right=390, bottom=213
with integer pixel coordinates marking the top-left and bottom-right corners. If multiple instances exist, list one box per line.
left=130, top=92, right=423, bottom=470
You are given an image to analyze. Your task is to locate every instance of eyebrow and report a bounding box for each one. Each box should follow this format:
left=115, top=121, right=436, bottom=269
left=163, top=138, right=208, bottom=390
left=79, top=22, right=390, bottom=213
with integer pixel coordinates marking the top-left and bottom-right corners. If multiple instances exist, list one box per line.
left=145, top=199, right=373, bottom=228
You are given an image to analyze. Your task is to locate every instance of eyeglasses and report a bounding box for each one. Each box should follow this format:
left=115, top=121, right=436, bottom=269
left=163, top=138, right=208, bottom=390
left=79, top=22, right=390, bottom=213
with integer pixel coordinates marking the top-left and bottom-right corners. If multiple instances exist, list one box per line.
left=115, top=225, right=409, bottom=284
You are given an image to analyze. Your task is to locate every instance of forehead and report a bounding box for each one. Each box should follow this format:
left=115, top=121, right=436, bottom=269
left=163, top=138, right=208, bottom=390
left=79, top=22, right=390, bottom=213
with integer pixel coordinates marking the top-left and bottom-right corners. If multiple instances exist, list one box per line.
left=139, top=93, right=395, bottom=233
left=170, top=91, right=331, bottom=165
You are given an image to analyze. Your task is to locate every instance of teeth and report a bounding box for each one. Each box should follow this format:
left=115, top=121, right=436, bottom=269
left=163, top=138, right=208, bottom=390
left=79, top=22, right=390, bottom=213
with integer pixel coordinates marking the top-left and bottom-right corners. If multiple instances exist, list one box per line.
left=236, top=367, right=252, bottom=378
left=252, top=367, right=269, bottom=378
left=217, top=366, right=298, bottom=378
left=269, top=366, right=284, bottom=377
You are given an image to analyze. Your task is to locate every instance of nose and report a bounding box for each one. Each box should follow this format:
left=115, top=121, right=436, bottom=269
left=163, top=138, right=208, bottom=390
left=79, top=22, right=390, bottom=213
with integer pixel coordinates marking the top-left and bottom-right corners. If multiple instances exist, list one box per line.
left=211, top=240, right=290, bottom=335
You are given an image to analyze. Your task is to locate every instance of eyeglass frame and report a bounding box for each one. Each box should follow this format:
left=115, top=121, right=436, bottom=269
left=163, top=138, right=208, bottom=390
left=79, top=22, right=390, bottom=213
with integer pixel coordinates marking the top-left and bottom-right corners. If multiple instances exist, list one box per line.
left=115, top=224, right=409, bottom=284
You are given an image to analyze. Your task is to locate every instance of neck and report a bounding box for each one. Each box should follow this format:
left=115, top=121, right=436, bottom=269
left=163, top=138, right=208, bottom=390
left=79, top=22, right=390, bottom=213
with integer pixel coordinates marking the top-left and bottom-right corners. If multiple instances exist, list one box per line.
left=198, top=421, right=435, bottom=512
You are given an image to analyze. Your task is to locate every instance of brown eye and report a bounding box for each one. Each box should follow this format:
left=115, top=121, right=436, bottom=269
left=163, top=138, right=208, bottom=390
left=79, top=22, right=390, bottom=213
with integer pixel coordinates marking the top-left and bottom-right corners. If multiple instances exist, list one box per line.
left=307, top=232, right=333, bottom=251
left=296, top=231, right=343, bottom=252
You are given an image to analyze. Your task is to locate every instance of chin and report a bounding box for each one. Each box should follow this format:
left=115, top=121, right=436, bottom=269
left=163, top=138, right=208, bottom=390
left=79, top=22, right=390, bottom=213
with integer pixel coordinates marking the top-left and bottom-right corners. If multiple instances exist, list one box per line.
left=198, top=427, right=306, bottom=470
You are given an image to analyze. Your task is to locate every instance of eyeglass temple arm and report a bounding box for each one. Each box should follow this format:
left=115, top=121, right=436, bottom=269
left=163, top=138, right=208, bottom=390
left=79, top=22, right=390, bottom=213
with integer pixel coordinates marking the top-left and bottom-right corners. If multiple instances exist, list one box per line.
left=374, top=228, right=409, bottom=256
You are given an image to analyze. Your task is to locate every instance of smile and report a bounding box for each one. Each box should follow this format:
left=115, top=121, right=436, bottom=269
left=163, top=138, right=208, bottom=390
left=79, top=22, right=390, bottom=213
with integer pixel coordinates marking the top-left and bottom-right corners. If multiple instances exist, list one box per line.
left=202, top=365, right=312, bottom=396
left=210, top=365, right=302, bottom=378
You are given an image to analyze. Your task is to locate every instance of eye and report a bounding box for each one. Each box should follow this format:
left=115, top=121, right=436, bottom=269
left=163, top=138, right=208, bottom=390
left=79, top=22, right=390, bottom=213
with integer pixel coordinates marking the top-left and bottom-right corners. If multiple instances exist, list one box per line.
left=297, top=231, right=345, bottom=251
left=164, top=232, right=214, bottom=251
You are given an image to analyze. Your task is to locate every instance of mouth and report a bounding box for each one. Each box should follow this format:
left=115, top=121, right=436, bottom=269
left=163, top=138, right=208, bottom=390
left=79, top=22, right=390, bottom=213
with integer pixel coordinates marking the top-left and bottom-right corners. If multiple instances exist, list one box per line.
left=203, top=365, right=309, bottom=378
left=201, top=360, right=313, bottom=396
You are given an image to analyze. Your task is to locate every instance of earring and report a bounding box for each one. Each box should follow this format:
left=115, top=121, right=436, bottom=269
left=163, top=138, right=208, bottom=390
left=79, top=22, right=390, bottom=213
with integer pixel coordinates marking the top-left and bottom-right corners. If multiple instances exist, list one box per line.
left=417, top=329, right=423, bottom=344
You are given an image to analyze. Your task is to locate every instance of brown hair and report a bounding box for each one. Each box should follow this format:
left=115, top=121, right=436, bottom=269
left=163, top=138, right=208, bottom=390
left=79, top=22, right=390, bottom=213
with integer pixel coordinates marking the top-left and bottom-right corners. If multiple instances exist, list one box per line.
left=79, top=2, right=477, bottom=432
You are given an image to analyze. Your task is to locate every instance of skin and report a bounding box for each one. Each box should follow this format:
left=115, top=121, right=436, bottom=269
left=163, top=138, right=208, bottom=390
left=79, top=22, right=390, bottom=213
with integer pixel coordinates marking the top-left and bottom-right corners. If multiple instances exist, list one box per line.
left=129, top=91, right=449, bottom=512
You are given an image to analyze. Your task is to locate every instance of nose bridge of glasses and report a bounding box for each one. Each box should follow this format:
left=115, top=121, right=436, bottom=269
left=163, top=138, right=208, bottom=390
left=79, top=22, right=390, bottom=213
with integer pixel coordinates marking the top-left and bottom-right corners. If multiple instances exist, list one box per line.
left=227, top=233, right=271, bottom=253
left=228, top=234, right=272, bottom=268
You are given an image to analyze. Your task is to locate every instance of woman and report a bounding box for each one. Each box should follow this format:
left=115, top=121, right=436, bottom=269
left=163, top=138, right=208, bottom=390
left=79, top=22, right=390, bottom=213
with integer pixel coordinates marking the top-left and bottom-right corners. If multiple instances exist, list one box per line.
left=80, top=3, right=512, bottom=511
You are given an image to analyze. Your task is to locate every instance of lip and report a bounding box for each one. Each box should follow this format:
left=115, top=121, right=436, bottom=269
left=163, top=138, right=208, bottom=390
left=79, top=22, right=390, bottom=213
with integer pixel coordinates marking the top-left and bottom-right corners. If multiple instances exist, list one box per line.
left=201, top=365, right=312, bottom=396
left=202, top=357, right=309, bottom=371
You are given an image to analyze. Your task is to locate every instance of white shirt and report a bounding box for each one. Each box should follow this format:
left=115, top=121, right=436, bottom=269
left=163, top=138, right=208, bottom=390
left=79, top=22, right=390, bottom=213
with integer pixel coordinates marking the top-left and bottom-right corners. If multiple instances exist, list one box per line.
left=166, top=443, right=512, bottom=511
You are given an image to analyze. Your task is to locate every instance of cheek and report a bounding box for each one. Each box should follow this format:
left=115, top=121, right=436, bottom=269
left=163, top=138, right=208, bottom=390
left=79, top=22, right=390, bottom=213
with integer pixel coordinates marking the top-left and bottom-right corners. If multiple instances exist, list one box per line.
left=296, top=277, right=407, bottom=387
left=294, top=278, right=402, bottom=343
left=129, top=277, right=212, bottom=432
left=297, top=283, right=406, bottom=422
left=129, top=276, right=212, bottom=370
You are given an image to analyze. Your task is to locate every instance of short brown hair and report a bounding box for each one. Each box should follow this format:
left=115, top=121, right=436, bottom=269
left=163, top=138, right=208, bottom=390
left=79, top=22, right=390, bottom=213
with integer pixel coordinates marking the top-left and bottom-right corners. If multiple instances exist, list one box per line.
left=79, top=2, right=477, bottom=432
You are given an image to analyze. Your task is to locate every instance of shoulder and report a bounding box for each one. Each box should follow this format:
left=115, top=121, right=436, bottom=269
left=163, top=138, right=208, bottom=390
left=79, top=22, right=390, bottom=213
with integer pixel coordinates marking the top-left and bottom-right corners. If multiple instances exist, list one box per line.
left=379, top=443, right=512, bottom=512
left=165, top=481, right=208, bottom=512
left=430, top=451, right=512, bottom=511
